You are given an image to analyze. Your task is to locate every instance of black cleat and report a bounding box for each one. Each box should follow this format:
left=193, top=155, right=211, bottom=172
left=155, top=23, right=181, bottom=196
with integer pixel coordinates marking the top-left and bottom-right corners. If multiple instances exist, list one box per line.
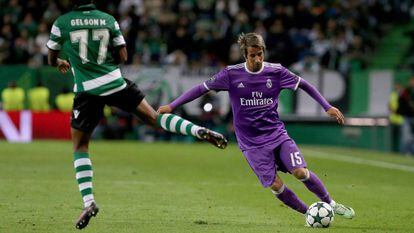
left=197, top=128, right=228, bottom=149
left=75, top=202, right=99, bottom=230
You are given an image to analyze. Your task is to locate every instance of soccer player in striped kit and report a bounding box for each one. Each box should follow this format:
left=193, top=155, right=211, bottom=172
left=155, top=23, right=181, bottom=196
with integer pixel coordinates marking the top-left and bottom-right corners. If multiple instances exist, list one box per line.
left=158, top=32, right=355, bottom=221
left=47, top=0, right=227, bottom=229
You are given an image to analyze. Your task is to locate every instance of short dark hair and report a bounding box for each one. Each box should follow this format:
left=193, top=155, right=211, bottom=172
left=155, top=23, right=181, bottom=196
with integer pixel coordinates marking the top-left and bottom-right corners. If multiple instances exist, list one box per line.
left=237, top=33, right=266, bottom=57
left=72, top=0, right=95, bottom=8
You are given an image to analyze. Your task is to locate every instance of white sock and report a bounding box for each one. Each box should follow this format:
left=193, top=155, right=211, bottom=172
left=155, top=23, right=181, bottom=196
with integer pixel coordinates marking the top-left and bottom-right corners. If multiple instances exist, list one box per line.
left=157, top=114, right=203, bottom=139
left=83, top=194, right=95, bottom=208
left=271, top=185, right=285, bottom=195
left=329, top=200, right=336, bottom=208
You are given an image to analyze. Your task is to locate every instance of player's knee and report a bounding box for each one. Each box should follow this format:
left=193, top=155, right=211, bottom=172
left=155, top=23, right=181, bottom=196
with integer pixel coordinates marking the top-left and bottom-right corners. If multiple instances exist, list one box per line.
left=292, top=168, right=308, bottom=180
left=73, top=138, right=89, bottom=151
left=148, top=112, right=159, bottom=126
left=72, top=132, right=90, bottom=152
left=270, top=177, right=284, bottom=192
left=73, top=142, right=88, bottom=152
left=134, top=109, right=159, bottom=127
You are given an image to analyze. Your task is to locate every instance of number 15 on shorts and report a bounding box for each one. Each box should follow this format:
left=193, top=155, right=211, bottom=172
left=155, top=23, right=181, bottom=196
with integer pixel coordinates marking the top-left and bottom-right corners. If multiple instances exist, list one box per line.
left=290, top=152, right=303, bottom=167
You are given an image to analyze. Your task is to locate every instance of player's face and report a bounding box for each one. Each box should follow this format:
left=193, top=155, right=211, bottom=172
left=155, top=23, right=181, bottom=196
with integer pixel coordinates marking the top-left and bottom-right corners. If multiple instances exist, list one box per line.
left=245, top=47, right=264, bottom=72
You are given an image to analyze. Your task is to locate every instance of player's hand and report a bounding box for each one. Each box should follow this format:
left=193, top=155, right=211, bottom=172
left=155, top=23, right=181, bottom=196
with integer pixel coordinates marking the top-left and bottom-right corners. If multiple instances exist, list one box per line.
left=57, top=59, right=70, bottom=74
left=157, top=105, right=173, bottom=114
left=326, top=106, right=345, bottom=125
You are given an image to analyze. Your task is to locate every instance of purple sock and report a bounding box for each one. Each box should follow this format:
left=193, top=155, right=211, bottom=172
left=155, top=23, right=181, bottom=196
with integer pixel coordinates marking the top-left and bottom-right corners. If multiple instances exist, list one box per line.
left=275, top=186, right=308, bottom=214
left=302, top=171, right=332, bottom=203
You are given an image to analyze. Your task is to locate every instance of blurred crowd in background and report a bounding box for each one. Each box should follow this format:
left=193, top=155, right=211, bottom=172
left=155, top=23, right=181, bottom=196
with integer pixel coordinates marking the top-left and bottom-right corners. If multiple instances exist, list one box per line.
left=0, top=0, right=413, bottom=73
left=1, top=0, right=414, bottom=153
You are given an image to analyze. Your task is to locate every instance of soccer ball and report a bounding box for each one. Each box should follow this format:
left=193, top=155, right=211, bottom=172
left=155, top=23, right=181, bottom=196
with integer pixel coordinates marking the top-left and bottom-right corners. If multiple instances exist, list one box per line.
left=305, top=202, right=334, bottom=228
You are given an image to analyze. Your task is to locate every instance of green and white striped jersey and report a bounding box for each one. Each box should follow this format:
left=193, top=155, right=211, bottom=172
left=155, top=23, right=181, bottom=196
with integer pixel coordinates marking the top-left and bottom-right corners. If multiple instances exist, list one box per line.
left=47, top=4, right=126, bottom=96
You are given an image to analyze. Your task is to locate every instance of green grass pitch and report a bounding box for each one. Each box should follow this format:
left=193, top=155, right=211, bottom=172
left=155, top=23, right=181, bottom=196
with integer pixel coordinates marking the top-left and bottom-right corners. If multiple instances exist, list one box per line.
left=1, top=141, right=414, bottom=232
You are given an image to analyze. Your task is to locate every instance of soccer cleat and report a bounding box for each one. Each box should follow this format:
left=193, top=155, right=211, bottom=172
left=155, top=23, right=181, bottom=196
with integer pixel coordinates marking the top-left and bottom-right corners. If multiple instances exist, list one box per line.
left=75, top=202, right=99, bottom=230
left=333, top=203, right=355, bottom=219
left=197, top=128, right=228, bottom=149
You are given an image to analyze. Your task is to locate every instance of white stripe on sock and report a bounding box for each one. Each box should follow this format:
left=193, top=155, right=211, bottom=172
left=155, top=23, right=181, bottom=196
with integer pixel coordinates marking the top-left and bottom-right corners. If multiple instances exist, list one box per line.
left=76, top=170, right=93, bottom=179
left=74, top=158, right=92, bottom=167
left=79, top=182, right=93, bottom=191
left=191, top=125, right=201, bottom=138
left=160, top=114, right=170, bottom=129
left=83, top=194, right=95, bottom=208
left=271, top=185, right=285, bottom=195
left=180, top=121, right=190, bottom=135
left=169, top=116, right=180, bottom=133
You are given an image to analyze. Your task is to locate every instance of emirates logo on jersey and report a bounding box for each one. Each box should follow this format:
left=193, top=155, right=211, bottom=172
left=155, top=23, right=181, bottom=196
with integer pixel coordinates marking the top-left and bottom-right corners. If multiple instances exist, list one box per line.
left=266, top=79, right=272, bottom=88
left=240, top=91, right=273, bottom=106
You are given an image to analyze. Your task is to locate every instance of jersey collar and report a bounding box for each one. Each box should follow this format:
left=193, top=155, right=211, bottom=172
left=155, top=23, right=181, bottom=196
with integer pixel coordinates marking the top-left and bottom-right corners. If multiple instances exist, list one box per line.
left=74, top=4, right=97, bottom=11
left=244, top=62, right=264, bottom=74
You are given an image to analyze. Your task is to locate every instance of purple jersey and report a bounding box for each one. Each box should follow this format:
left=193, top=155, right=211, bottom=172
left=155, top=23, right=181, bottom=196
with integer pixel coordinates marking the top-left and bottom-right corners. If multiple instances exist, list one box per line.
left=204, top=62, right=301, bottom=150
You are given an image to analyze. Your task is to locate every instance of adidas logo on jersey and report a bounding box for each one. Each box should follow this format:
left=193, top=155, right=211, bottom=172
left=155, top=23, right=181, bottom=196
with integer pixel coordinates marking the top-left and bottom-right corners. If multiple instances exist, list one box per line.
left=237, top=82, right=245, bottom=88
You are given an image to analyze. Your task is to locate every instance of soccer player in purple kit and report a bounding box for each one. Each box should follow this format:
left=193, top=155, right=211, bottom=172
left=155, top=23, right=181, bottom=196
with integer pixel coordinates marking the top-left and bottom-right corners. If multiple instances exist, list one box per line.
left=158, top=33, right=355, bottom=220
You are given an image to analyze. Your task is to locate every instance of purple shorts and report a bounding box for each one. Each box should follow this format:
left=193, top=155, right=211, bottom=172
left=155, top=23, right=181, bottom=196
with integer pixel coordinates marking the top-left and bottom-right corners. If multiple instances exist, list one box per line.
left=242, top=139, right=307, bottom=187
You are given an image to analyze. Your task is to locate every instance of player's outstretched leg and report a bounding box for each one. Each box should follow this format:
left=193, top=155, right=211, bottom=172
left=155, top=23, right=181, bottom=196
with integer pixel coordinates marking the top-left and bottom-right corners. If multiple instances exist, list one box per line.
left=297, top=168, right=355, bottom=219
left=135, top=99, right=227, bottom=149
left=271, top=177, right=308, bottom=214
left=157, top=113, right=227, bottom=149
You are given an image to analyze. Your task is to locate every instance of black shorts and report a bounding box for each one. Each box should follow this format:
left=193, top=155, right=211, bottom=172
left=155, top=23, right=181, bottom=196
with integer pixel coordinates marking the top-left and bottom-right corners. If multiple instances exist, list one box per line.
left=71, top=79, right=145, bottom=132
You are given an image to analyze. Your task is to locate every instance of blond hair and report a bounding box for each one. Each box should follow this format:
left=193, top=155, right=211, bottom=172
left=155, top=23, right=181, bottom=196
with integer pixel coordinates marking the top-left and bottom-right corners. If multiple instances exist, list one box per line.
left=237, top=33, right=266, bottom=57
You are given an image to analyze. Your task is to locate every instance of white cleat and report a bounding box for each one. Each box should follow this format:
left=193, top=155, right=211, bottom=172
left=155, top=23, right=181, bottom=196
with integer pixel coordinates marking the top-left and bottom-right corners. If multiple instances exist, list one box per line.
left=332, top=203, right=355, bottom=219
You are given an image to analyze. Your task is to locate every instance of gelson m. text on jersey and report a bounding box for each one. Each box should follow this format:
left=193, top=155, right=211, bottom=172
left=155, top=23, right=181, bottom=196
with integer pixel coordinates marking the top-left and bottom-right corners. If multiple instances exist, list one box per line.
left=70, top=19, right=106, bottom=27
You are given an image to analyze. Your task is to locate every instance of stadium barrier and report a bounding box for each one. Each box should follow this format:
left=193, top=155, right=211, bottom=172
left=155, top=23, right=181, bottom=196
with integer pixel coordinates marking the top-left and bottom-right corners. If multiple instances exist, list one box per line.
left=0, top=111, right=71, bottom=142
left=282, top=115, right=391, bottom=152
left=0, top=110, right=391, bottom=152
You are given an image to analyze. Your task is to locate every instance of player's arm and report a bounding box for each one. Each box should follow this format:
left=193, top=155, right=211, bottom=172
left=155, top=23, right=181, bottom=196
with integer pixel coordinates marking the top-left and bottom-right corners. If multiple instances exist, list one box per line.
left=47, top=49, right=70, bottom=74
left=157, top=84, right=209, bottom=113
left=46, top=19, right=70, bottom=74
left=110, top=18, right=127, bottom=64
left=298, top=79, right=345, bottom=124
left=158, top=68, right=229, bottom=114
left=113, top=45, right=128, bottom=64
left=158, top=68, right=229, bottom=113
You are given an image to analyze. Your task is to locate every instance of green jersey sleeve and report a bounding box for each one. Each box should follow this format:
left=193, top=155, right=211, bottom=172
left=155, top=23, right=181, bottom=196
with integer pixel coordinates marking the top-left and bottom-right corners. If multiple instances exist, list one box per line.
left=111, top=18, right=125, bottom=47
left=46, top=18, right=64, bottom=50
